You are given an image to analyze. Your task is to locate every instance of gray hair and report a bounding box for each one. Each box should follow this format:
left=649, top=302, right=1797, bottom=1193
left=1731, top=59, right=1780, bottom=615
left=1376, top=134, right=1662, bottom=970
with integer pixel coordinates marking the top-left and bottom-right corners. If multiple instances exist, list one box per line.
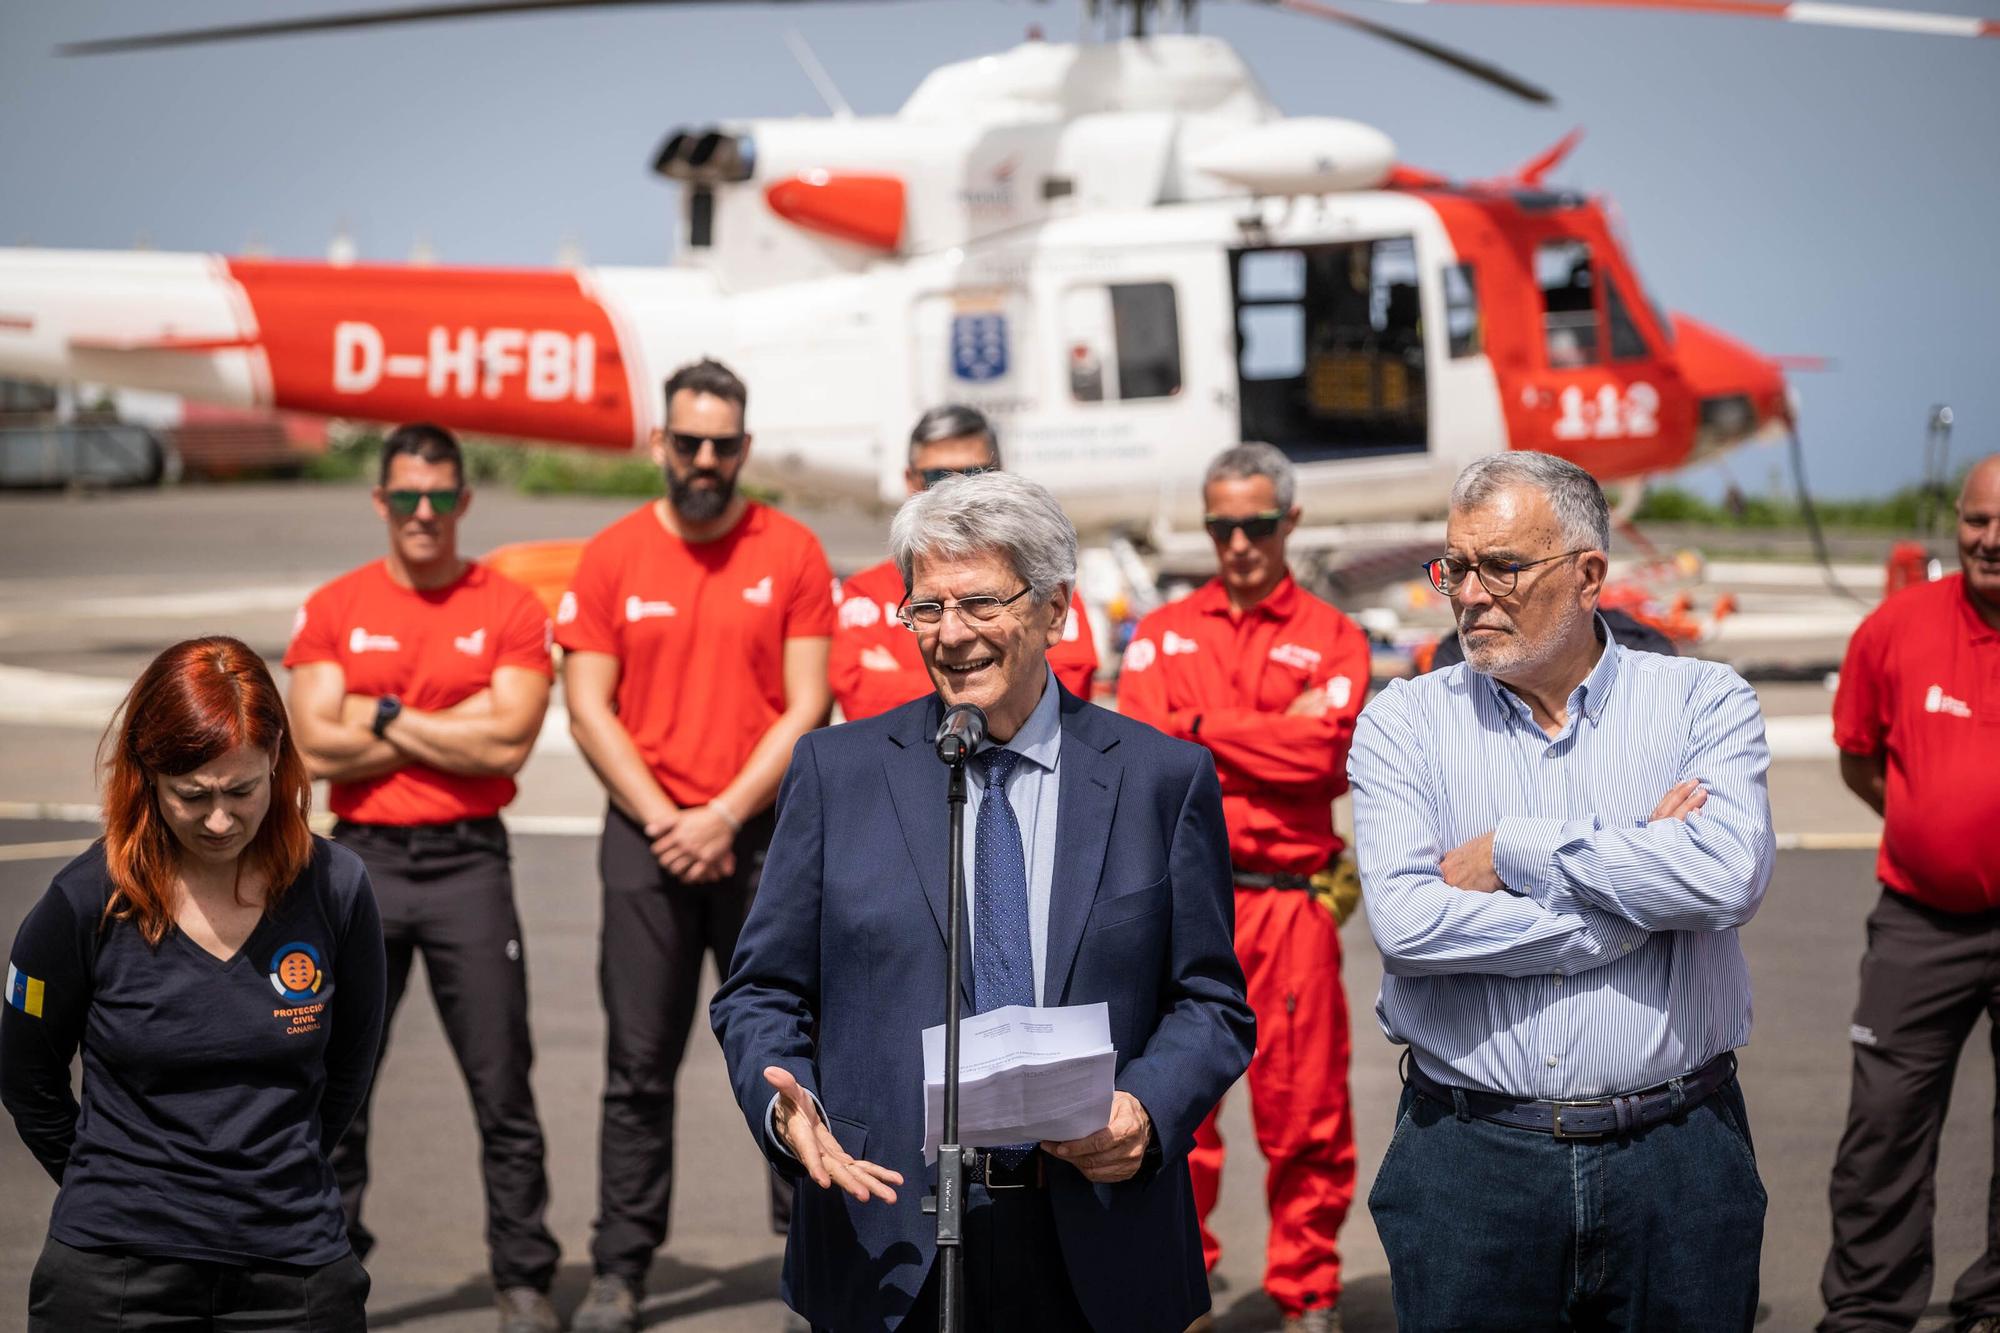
left=908, top=404, right=1001, bottom=469
left=890, top=471, right=1077, bottom=599
left=1204, top=442, right=1296, bottom=511
left=1449, top=452, right=1611, bottom=553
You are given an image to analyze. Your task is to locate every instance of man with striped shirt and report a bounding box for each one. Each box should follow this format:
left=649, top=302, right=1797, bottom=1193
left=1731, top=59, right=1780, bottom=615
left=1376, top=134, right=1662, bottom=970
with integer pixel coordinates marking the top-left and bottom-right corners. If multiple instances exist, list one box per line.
left=1349, top=452, right=1776, bottom=1332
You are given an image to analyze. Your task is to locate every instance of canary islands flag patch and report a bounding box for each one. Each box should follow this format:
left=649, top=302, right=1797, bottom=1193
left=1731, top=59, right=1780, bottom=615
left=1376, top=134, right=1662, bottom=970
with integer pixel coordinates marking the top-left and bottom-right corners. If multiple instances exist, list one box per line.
left=6, top=962, right=45, bottom=1018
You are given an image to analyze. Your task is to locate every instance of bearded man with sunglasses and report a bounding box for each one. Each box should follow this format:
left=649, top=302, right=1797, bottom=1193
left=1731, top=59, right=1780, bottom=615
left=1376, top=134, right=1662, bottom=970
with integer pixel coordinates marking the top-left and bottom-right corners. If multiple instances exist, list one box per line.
left=557, top=358, right=834, bottom=1332
left=830, top=404, right=1099, bottom=721
left=1117, top=442, right=1370, bottom=1333
left=285, top=421, right=563, bottom=1333
left=1349, top=451, right=1775, bottom=1332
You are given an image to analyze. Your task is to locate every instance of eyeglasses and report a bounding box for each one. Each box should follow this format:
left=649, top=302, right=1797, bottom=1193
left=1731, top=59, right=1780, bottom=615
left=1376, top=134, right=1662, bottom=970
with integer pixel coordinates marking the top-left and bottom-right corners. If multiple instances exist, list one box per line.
left=898, top=585, right=1033, bottom=631
left=1423, top=549, right=1590, bottom=597
left=667, top=431, right=746, bottom=459
left=1204, top=510, right=1285, bottom=543
left=918, top=464, right=996, bottom=490
left=384, top=487, right=464, bottom=517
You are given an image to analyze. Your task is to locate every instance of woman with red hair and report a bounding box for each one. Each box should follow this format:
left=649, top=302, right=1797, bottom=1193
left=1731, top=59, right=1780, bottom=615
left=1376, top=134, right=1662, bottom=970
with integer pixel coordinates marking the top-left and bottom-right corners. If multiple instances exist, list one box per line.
left=0, top=636, right=386, bottom=1331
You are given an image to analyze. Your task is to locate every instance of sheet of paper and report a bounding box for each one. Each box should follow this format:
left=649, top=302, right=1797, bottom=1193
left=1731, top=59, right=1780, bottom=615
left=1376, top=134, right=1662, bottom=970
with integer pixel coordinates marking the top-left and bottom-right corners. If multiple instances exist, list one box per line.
left=921, top=1003, right=1117, bottom=1161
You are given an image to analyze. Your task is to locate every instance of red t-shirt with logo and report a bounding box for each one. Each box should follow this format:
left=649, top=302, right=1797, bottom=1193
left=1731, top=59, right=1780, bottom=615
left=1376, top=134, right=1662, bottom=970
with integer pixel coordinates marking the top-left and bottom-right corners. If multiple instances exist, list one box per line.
left=829, top=557, right=1100, bottom=722
left=1118, top=574, right=1370, bottom=876
left=1833, top=573, right=2000, bottom=913
left=284, top=560, right=553, bottom=826
left=555, top=501, right=835, bottom=807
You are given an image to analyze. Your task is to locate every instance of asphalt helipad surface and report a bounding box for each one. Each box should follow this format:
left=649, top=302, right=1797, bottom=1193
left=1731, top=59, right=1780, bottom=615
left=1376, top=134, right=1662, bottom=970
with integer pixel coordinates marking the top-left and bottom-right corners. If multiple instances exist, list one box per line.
left=3, top=481, right=1977, bottom=1333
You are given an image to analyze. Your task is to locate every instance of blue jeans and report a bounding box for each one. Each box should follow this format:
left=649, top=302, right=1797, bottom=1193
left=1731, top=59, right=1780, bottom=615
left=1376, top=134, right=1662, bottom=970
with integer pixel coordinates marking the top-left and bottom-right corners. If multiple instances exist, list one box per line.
left=1368, top=1073, right=1767, bottom=1332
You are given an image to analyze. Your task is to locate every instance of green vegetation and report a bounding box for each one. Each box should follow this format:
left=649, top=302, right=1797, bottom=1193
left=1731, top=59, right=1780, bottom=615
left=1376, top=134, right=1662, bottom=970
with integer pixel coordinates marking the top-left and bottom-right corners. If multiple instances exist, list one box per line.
left=305, top=429, right=773, bottom=502
left=1634, top=473, right=1969, bottom=531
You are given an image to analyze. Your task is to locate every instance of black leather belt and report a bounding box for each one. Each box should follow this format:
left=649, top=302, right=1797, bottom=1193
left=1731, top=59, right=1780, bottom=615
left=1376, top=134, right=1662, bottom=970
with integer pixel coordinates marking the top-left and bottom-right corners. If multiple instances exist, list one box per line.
left=1405, top=1051, right=1737, bottom=1140
left=333, top=816, right=507, bottom=857
left=1231, top=866, right=1318, bottom=890
left=970, top=1149, right=1045, bottom=1191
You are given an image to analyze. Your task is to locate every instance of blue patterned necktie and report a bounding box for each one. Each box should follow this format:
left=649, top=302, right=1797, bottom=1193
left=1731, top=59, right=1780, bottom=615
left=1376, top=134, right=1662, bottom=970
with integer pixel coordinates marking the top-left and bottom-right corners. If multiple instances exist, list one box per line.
left=973, top=747, right=1036, bottom=1169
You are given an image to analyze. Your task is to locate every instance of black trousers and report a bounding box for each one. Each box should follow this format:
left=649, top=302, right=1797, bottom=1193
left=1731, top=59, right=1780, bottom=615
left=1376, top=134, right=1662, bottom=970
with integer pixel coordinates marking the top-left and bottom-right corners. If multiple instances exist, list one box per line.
left=28, top=1237, right=370, bottom=1332
left=811, top=1180, right=1092, bottom=1333
left=329, top=819, right=559, bottom=1292
left=592, top=804, right=786, bottom=1281
left=1822, top=888, right=2000, bottom=1331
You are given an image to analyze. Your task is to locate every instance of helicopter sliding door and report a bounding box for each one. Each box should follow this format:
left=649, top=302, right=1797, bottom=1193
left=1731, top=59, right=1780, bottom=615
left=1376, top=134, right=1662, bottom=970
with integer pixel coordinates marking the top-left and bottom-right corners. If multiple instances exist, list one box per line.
left=1231, top=239, right=1427, bottom=464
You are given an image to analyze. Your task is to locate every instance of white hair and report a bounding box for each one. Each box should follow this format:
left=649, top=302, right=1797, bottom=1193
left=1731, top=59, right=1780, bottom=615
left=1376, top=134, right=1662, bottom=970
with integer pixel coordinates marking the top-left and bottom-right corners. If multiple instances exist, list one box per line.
left=890, top=471, right=1077, bottom=598
left=1450, top=451, right=1611, bottom=553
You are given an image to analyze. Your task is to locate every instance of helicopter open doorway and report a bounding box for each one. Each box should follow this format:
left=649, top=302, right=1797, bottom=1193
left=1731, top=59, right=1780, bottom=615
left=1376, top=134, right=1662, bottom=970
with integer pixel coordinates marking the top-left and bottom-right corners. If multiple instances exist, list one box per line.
left=1231, top=237, right=1431, bottom=465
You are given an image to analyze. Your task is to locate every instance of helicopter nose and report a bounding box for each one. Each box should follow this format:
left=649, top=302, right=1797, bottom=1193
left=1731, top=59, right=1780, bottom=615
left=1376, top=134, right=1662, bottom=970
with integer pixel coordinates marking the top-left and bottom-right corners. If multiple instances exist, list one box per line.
left=1669, top=313, right=1793, bottom=457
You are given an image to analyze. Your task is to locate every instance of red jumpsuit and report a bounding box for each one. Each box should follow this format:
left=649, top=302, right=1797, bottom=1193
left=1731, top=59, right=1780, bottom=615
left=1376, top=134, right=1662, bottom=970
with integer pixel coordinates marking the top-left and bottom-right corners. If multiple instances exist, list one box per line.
left=1118, top=573, right=1367, bottom=1316
left=829, top=557, right=1099, bottom=721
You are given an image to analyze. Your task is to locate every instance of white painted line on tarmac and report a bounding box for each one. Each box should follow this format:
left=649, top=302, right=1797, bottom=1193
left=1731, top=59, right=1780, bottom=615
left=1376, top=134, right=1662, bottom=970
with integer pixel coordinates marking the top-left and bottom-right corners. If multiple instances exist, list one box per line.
left=1702, top=561, right=1881, bottom=589
left=1774, top=831, right=1880, bottom=851
left=1764, top=714, right=1836, bottom=760
left=0, top=838, right=96, bottom=863
left=0, top=800, right=102, bottom=823
left=0, top=663, right=578, bottom=758
left=1705, top=611, right=1868, bottom=642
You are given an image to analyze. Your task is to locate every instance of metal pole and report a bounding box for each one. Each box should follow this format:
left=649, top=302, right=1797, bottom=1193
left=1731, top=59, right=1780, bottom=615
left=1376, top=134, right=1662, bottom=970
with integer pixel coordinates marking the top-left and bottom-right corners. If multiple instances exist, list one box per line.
left=936, top=755, right=970, bottom=1333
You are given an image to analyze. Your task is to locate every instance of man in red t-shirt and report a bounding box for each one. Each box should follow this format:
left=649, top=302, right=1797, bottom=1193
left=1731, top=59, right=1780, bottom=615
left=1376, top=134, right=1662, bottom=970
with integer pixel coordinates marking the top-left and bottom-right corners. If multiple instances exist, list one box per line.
left=1822, top=454, right=2000, bottom=1333
left=285, top=423, right=561, bottom=1333
left=557, top=359, right=834, bottom=1333
left=831, top=405, right=1097, bottom=720
left=1118, top=443, right=1369, bottom=1332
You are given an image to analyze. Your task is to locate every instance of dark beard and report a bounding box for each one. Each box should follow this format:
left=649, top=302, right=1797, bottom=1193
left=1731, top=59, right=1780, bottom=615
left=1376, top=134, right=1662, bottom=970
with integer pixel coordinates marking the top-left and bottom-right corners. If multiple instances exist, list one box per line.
left=668, top=467, right=735, bottom=523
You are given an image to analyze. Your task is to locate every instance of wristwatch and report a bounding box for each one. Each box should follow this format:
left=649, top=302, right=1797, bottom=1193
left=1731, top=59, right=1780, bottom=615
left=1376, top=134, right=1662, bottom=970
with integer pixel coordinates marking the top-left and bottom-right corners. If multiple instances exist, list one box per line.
left=371, top=694, right=403, bottom=739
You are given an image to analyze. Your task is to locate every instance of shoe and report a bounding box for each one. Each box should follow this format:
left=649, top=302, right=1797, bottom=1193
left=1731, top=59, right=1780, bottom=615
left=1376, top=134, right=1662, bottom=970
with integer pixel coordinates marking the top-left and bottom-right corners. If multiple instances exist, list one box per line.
left=496, top=1287, right=560, bottom=1333
left=571, top=1274, right=640, bottom=1333
left=1281, top=1306, right=1342, bottom=1333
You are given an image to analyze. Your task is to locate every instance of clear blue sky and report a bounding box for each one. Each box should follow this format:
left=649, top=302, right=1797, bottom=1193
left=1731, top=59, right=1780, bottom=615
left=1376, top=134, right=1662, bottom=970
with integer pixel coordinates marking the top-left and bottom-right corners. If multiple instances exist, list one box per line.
left=2, top=0, right=1994, bottom=499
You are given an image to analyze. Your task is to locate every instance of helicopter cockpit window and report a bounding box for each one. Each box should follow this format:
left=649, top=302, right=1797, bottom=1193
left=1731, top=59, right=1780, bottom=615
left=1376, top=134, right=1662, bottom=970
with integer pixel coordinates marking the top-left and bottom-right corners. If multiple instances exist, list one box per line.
left=1062, top=282, right=1182, bottom=402
left=1230, top=238, right=1428, bottom=463
left=1605, top=278, right=1649, bottom=361
left=1535, top=240, right=1600, bottom=368
left=1444, top=263, right=1481, bottom=358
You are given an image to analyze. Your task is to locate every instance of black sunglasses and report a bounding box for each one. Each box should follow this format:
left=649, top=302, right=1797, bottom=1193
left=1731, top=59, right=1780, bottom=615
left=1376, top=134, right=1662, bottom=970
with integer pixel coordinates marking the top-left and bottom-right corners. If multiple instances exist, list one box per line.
left=667, top=431, right=746, bottom=459
left=384, top=487, right=463, bottom=518
left=918, top=464, right=996, bottom=490
left=1204, top=510, right=1285, bottom=543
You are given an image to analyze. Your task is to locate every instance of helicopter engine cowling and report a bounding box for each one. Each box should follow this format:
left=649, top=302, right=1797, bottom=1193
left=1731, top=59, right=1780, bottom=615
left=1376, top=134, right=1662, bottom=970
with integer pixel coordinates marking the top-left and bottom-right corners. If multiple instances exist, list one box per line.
left=1188, top=117, right=1396, bottom=195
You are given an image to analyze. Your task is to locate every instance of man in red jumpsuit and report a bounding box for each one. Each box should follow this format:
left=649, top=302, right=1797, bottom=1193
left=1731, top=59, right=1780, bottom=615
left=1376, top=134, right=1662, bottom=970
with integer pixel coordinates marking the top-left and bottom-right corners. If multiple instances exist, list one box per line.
left=1118, top=442, right=1369, bottom=1333
left=830, top=404, right=1097, bottom=720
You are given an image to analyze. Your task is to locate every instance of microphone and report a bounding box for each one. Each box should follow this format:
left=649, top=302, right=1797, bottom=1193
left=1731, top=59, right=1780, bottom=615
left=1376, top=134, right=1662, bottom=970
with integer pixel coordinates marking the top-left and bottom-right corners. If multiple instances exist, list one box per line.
left=934, top=703, right=988, bottom=766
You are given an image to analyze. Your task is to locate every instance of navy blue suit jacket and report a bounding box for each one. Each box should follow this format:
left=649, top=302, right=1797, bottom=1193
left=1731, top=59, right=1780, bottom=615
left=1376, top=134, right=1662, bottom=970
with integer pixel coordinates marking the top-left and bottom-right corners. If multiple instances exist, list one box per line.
left=711, top=684, right=1254, bottom=1332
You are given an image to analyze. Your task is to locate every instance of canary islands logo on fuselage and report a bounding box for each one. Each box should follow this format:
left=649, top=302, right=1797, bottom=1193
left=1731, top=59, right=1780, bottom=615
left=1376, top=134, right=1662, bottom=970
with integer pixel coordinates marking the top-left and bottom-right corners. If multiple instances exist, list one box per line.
left=269, top=942, right=324, bottom=1002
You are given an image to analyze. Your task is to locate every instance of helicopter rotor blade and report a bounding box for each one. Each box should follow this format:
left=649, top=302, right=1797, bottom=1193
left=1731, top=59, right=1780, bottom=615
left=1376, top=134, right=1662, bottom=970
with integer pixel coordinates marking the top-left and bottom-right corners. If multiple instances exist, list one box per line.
left=1254, top=0, right=1556, bottom=102
left=1358, top=0, right=1997, bottom=41
left=61, top=0, right=767, bottom=57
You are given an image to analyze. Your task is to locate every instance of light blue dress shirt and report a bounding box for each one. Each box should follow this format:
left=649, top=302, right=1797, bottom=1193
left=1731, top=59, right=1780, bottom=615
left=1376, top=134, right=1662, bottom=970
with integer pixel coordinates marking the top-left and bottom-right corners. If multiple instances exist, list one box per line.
left=963, top=667, right=1063, bottom=1007
left=1347, top=623, right=1776, bottom=1100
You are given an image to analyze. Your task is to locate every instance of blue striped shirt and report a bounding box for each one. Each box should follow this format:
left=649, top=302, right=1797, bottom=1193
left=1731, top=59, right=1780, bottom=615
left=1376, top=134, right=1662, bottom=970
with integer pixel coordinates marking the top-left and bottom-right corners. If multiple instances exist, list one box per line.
left=1347, top=624, right=1775, bottom=1099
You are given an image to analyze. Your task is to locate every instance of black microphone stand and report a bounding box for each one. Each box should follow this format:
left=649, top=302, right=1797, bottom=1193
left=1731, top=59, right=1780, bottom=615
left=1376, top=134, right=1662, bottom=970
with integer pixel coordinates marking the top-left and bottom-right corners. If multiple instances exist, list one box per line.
left=923, top=723, right=975, bottom=1333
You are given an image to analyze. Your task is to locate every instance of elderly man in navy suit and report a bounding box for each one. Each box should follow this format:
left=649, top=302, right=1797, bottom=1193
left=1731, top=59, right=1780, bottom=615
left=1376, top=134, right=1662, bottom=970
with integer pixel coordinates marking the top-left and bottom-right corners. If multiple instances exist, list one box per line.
left=712, top=471, right=1254, bottom=1332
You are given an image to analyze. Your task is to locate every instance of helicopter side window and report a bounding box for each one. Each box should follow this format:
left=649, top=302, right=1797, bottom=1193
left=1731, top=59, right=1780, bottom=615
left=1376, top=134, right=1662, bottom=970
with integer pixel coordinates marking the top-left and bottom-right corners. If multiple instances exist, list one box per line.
left=1445, top=263, right=1481, bottom=358
left=1062, top=282, right=1182, bottom=402
left=1230, top=238, right=1428, bottom=463
left=1535, top=240, right=1600, bottom=368
left=1605, top=278, right=1649, bottom=360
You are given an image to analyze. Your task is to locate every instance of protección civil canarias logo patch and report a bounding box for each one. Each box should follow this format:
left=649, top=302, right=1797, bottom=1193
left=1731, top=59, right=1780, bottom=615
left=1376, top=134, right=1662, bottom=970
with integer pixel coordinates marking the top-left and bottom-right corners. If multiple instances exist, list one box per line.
left=269, top=941, right=325, bottom=1002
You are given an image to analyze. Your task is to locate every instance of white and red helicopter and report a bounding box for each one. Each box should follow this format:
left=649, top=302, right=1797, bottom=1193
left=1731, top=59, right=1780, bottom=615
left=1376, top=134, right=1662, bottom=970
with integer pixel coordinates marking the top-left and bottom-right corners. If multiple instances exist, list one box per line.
left=0, top=0, right=1991, bottom=545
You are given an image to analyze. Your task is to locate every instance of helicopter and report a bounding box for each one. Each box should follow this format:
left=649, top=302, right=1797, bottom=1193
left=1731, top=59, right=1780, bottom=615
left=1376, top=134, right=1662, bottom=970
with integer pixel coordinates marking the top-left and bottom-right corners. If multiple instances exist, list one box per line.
left=0, top=0, right=1990, bottom=545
